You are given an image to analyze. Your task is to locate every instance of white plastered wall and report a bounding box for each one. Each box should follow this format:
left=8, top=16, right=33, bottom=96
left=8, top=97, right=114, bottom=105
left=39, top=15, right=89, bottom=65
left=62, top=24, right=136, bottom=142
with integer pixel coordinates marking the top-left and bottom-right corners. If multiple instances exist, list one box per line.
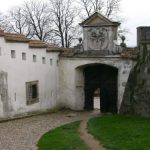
left=0, top=37, right=59, bottom=119
left=59, top=57, right=135, bottom=112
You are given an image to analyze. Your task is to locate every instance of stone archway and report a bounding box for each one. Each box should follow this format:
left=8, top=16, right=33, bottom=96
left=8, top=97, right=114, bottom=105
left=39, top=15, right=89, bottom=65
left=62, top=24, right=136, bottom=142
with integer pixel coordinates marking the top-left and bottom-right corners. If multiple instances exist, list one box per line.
left=83, top=64, right=118, bottom=113
left=60, top=59, right=132, bottom=112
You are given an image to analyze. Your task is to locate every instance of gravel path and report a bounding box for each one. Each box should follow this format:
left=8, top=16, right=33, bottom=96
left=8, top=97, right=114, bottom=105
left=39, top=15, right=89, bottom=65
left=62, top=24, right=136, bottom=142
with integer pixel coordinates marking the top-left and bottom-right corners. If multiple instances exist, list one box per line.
left=0, top=110, right=94, bottom=150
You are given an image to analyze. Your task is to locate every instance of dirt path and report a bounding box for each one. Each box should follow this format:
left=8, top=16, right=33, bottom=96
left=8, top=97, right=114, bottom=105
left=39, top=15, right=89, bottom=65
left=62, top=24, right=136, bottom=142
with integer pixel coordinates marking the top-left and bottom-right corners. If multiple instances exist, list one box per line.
left=0, top=111, right=92, bottom=150
left=79, top=112, right=106, bottom=150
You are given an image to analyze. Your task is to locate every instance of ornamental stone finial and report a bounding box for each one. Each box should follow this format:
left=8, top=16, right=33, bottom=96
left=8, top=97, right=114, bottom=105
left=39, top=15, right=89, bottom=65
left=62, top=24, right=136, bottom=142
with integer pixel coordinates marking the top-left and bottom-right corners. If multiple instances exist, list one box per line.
left=120, top=35, right=126, bottom=48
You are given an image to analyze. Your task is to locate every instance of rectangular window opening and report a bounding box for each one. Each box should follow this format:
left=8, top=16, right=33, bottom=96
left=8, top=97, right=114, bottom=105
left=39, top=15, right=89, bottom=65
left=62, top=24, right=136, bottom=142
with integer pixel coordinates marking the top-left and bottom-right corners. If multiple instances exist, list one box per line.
left=57, top=60, right=59, bottom=66
left=42, top=57, right=46, bottom=64
left=22, top=52, right=26, bottom=60
left=33, top=55, right=36, bottom=62
left=26, top=81, right=39, bottom=105
left=50, top=58, right=53, bottom=66
left=11, top=50, right=16, bottom=58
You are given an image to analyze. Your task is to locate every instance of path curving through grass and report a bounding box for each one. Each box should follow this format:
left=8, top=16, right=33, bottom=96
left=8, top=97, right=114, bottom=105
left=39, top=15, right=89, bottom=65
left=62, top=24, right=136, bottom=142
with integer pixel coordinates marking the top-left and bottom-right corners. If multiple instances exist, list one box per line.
left=37, top=111, right=103, bottom=150
left=37, top=121, right=90, bottom=150
left=79, top=118, right=106, bottom=150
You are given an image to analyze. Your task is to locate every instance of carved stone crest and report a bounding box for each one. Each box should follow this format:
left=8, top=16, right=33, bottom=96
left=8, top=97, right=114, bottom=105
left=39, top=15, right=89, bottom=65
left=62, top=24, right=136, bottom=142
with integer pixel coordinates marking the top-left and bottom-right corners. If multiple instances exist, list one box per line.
left=87, top=27, right=108, bottom=50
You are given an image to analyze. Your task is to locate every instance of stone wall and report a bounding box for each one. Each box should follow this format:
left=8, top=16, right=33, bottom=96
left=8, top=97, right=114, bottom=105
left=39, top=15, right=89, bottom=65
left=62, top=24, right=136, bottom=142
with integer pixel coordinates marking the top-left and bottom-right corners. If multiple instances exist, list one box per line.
left=120, top=27, right=150, bottom=117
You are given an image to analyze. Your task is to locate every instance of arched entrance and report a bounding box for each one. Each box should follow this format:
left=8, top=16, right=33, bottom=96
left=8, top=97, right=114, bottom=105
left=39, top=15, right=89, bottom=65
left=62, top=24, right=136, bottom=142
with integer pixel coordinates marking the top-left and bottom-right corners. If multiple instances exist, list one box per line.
left=84, top=64, right=118, bottom=113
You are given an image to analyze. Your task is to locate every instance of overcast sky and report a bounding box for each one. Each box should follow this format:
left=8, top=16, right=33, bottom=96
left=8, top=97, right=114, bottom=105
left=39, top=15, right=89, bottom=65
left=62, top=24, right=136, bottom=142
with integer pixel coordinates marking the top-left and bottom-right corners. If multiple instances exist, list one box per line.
left=0, top=0, right=150, bottom=47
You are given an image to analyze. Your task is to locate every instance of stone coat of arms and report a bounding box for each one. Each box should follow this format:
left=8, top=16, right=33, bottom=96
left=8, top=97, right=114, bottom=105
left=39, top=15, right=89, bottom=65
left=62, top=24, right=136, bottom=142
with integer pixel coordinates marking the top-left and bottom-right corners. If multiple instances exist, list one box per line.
left=87, top=27, right=109, bottom=50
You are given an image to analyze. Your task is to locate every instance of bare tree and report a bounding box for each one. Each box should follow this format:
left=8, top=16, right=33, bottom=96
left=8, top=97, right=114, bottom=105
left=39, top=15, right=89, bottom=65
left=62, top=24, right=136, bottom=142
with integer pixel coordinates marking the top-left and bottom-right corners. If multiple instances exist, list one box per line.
left=79, top=0, right=104, bottom=17
left=3, top=7, right=32, bottom=36
left=0, top=12, right=4, bottom=29
left=79, top=0, right=121, bottom=19
left=1, top=0, right=123, bottom=46
left=2, top=0, right=80, bottom=46
left=49, top=0, right=77, bottom=47
left=2, top=1, right=53, bottom=42
left=0, top=12, right=9, bottom=31
left=105, top=0, right=121, bottom=18
left=23, top=1, right=53, bottom=41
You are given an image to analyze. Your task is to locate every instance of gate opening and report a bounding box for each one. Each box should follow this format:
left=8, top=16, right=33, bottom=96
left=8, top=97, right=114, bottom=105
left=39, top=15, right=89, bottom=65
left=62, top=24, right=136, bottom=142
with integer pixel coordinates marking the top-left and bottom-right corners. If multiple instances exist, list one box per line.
left=94, top=88, right=100, bottom=110
left=84, top=64, right=118, bottom=113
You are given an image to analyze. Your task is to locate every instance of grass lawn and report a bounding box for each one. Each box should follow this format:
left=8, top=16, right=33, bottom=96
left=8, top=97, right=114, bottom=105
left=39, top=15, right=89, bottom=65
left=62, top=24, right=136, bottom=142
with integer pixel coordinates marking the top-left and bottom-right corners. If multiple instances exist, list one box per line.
left=37, top=121, right=90, bottom=150
left=88, top=115, right=150, bottom=150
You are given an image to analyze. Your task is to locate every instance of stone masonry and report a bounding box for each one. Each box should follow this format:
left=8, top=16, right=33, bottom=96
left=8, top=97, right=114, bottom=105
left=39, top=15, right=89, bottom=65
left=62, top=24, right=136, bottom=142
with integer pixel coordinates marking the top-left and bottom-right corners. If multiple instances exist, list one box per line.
left=120, top=27, right=150, bottom=117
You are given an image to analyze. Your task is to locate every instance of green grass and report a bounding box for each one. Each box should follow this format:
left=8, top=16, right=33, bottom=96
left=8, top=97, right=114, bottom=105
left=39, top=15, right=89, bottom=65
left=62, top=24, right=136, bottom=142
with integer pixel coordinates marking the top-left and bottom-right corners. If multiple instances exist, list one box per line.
left=88, top=115, right=150, bottom=150
left=37, top=121, right=90, bottom=150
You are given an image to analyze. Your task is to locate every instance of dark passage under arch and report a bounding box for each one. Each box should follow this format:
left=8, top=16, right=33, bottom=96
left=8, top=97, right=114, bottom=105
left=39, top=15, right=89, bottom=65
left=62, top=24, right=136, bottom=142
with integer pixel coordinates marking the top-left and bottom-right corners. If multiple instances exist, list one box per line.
left=84, top=64, right=118, bottom=113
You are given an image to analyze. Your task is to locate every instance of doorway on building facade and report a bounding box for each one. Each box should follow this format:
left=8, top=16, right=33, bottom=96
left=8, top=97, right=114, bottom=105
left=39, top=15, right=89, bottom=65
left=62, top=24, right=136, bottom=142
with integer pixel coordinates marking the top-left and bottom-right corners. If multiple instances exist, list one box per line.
left=84, top=64, right=118, bottom=113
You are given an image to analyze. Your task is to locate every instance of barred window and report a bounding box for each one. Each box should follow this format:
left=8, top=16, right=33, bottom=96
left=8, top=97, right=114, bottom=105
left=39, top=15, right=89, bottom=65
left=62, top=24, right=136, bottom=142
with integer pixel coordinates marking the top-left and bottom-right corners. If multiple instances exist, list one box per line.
left=26, top=81, right=39, bottom=105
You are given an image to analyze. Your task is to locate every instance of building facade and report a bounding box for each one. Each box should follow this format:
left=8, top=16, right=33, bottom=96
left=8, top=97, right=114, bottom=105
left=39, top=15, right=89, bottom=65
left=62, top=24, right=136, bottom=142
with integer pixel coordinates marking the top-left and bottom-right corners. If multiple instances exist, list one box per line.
left=0, top=12, right=136, bottom=120
left=0, top=32, right=60, bottom=120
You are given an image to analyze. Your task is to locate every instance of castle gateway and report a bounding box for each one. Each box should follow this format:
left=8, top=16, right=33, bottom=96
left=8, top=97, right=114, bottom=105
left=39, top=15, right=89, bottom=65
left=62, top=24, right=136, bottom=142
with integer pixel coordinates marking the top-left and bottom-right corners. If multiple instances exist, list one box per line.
left=0, top=12, right=136, bottom=120
left=59, top=12, right=136, bottom=113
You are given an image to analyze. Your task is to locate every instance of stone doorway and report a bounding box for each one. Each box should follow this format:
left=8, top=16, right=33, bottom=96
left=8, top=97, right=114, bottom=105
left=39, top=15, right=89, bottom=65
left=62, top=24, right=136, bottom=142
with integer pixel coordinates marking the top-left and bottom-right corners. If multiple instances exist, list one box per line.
left=84, top=64, right=118, bottom=113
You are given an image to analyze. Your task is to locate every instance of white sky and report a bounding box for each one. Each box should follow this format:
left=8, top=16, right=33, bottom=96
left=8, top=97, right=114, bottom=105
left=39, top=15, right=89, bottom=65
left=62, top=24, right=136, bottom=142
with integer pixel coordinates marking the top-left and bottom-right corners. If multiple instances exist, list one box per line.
left=0, top=0, right=150, bottom=47
left=120, top=0, right=150, bottom=47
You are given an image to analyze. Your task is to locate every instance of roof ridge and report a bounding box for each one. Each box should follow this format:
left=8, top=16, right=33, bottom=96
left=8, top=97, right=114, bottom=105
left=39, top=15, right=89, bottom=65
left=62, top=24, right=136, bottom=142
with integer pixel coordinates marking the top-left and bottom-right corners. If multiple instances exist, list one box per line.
left=79, top=11, right=120, bottom=26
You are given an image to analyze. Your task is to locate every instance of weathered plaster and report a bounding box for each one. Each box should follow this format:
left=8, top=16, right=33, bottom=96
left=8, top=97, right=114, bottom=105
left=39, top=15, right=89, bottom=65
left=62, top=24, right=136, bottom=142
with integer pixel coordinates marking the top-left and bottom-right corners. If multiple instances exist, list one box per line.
left=0, top=71, right=12, bottom=118
left=0, top=12, right=137, bottom=120
left=59, top=57, right=135, bottom=112
left=0, top=36, right=60, bottom=119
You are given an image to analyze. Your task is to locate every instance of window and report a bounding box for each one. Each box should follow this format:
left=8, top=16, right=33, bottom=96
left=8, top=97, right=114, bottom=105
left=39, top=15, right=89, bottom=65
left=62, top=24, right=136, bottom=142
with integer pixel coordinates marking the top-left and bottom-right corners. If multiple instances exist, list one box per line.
left=57, top=60, right=59, bottom=66
left=42, top=57, right=46, bottom=64
left=26, top=81, right=39, bottom=105
left=50, top=58, right=53, bottom=66
left=33, top=55, right=36, bottom=62
left=11, top=50, right=16, bottom=58
left=22, top=52, right=26, bottom=60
